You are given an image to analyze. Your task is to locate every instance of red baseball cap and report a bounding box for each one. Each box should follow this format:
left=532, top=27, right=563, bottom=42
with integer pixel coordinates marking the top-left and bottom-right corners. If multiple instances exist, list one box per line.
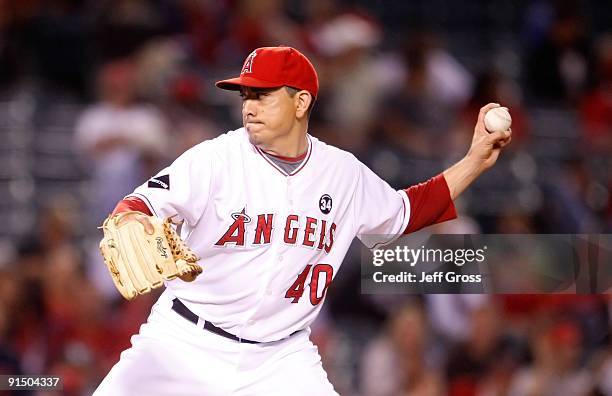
left=216, top=46, right=319, bottom=98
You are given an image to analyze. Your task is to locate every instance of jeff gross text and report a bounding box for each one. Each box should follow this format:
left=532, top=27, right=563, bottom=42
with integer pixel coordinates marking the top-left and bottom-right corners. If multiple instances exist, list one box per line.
left=370, top=246, right=487, bottom=284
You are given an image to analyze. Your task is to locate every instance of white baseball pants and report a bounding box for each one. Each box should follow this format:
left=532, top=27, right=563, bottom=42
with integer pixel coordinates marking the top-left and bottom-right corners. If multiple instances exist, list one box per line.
left=93, top=291, right=338, bottom=396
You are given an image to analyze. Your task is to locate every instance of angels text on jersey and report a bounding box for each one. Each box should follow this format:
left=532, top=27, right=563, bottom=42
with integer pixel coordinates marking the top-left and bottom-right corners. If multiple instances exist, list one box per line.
left=215, top=209, right=337, bottom=252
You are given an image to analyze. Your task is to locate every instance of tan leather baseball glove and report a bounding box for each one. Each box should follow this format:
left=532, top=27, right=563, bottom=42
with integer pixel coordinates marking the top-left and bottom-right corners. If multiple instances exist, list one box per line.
left=99, top=211, right=202, bottom=300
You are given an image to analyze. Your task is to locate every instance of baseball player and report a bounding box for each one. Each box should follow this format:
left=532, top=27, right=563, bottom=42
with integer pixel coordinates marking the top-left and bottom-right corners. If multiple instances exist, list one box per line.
left=94, top=46, right=511, bottom=395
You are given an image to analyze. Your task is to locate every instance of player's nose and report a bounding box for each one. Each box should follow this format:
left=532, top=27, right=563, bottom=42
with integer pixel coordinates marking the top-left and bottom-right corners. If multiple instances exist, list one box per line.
left=242, top=98, right=257, bottom=118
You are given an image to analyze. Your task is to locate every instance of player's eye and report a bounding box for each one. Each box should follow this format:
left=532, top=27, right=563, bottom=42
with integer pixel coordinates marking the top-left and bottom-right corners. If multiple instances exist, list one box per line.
left=253, top=89, right=273, bottom=98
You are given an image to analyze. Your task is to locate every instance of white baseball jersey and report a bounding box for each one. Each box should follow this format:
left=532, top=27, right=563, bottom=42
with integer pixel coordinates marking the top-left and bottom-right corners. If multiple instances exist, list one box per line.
left=129, top=128, right=411, bottom=342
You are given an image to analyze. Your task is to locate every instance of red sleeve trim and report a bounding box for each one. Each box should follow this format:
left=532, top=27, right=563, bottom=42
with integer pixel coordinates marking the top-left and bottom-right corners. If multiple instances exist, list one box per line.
left=111, top=196, right=153, bottom=216
left=403, top=173, right=457, bottom=234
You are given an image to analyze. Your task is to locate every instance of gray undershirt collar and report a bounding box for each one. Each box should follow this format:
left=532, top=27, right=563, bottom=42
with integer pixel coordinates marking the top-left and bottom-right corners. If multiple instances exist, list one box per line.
left=260, top=151, right=305, bottom=174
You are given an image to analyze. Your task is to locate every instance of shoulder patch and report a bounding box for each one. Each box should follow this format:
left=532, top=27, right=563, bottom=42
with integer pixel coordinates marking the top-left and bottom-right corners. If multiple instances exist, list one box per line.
left=148, top=174, right=170, bottom=190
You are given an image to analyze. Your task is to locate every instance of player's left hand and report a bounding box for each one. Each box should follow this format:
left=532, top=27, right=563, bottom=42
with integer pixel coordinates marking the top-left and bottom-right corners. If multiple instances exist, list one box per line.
left=466, top=103, right=512, bottom=171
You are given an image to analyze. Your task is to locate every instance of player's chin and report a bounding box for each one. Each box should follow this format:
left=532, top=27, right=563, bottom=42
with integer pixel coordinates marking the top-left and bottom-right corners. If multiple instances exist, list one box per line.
left=246, top=125, right=266, bottom=143
left=246, top=129, right=265, bottom=146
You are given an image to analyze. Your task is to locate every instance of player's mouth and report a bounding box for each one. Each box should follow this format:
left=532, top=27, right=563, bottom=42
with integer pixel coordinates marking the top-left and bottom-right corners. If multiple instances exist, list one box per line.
left=245, top=120, right=264, bottom=131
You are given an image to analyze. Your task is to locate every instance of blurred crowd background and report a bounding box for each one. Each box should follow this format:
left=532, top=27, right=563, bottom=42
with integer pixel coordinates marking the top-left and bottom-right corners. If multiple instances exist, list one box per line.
left=0, top=0, right=610, bottom=395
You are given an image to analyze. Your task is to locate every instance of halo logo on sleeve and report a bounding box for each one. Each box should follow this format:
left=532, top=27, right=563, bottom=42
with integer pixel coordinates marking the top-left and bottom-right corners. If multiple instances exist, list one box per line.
left=148, top=174, right=170, bottom=190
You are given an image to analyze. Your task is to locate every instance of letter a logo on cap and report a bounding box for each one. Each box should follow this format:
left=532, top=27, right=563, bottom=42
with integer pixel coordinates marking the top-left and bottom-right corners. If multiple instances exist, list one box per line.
left=241, top=50, right=257, bottom=75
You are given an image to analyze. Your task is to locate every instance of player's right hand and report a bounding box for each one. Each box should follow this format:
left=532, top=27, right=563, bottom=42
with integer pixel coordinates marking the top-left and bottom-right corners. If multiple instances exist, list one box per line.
left=467, top=103, right=512, bottom=171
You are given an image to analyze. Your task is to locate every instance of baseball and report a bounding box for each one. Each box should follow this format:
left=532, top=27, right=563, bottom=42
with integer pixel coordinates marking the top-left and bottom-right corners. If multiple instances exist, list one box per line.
left=484, top=106, right=512, bottom=133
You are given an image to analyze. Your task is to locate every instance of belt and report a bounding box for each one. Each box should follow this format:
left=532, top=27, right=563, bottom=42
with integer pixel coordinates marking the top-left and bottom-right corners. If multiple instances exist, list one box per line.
left=171, top=298, right=260, bottom=344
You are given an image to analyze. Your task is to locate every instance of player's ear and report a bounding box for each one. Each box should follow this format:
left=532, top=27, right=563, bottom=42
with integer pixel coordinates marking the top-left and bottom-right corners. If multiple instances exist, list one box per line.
left=295, top=91, right=313, bottom=119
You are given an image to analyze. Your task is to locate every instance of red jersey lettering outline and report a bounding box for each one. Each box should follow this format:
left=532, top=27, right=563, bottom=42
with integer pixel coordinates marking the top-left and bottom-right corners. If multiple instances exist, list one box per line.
left=317, top=220, right=327, bottom=250
left=302, top=217, right=318, bottom=247
left=253, top=214, right=274, bottom=245
left=284, top=215, right=299, bottom=244
left=215, top=209, right=251, bottom=246
left=324, top=223, right=336, bottom=253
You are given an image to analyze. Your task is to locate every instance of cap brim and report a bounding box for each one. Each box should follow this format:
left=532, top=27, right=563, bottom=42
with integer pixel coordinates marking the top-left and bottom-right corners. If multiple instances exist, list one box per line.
left=215, top=76, right=283, bottom=91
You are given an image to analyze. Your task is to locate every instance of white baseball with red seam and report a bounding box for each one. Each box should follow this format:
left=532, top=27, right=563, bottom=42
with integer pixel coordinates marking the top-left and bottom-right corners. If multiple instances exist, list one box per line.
left=484, top=106, right=512, bottom=133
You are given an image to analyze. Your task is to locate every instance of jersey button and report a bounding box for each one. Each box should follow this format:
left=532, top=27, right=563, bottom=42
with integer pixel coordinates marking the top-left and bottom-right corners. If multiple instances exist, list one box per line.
left=265, top=289, right=272, bottom=296
left=278, top=255, right=284, bottom=262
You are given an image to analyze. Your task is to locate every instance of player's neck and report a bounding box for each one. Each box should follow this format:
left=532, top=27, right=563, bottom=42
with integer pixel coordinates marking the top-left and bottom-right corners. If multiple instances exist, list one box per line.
left=258, top=131, right=308, bottom=158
